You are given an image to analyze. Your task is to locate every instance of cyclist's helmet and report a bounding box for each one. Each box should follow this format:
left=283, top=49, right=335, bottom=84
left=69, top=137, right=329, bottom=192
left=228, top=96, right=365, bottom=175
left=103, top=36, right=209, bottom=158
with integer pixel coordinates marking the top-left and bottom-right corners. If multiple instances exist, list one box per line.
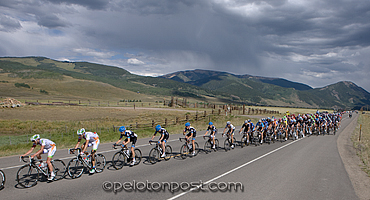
left=244, top=120, right=248, bottom=124
left=77, top=128, right=85, bottom=136
left=185, top=122, right=191, bottom=127
left=119, top=126, right=126, bottom=133
left=30, top=134, right=40, bottom=142
left=208, top=122, right=213, bottom=125
left=248, top=119, right=251, bottom=122
left=226, top=121, right=231, bottom=125
left=155, top=125, right=161, bottom=132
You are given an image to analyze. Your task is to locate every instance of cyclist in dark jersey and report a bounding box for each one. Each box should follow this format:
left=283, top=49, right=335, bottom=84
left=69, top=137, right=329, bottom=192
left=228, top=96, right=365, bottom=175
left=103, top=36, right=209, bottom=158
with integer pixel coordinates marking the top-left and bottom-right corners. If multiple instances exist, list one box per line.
left=114, top=126, right=138, bottom=165
left=204, top=122, right=217, bottom=149
left=183, top=122, right=197, bottom=155
left=150, top=125, right=169, bottom=158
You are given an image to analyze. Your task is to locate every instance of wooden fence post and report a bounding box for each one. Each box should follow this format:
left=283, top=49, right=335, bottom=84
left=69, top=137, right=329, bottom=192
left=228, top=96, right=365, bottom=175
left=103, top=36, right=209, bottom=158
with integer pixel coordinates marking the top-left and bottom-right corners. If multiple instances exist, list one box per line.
left=165, top=118, right=168, bottom=127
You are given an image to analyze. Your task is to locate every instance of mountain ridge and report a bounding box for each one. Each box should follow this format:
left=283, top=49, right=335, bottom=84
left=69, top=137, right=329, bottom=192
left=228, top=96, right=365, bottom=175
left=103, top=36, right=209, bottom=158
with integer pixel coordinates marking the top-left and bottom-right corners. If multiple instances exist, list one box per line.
left=0, top=57, right=369, bottom=110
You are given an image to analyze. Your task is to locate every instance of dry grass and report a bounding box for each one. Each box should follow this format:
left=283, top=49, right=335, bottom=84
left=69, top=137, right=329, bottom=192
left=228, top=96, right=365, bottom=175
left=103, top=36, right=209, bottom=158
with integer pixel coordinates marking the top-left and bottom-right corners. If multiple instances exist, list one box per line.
left=0, top=106, right=254, bottom=156
left=352, top=113, right=370, bottom=176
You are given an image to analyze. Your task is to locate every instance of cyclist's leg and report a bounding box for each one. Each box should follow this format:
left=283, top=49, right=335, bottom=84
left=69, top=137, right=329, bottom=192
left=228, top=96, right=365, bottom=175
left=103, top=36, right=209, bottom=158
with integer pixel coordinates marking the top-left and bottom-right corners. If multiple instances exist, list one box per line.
left=47, top=146, right=56, bottom=173
left=91, top=139, right=100, bottom=168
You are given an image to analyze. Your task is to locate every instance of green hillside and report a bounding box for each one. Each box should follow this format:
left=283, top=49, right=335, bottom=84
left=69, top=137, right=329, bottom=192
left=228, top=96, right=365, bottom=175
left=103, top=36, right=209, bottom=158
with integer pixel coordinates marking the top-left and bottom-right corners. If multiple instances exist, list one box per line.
left=0, top=57, right=369, bottom=109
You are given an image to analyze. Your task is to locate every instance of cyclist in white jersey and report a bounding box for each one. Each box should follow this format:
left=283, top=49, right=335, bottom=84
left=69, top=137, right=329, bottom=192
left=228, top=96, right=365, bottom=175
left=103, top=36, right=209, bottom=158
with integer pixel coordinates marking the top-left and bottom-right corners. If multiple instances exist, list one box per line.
left=223, top=121, right=236, bottom=148
left=73, top=128, right=100, bottom=174
left=21, top=134, right=56, bottom=180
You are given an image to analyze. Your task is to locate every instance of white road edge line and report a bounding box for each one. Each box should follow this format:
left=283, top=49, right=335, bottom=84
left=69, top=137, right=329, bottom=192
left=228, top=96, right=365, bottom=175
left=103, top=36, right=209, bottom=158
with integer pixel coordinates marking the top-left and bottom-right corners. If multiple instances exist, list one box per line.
left=167, top=138, right=302, bottom=200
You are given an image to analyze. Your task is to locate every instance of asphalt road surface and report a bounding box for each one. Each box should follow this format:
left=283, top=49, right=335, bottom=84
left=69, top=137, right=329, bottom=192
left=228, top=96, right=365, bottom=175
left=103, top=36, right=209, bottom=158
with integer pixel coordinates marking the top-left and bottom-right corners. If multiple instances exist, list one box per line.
left=0, top=115, right=359, bottom=200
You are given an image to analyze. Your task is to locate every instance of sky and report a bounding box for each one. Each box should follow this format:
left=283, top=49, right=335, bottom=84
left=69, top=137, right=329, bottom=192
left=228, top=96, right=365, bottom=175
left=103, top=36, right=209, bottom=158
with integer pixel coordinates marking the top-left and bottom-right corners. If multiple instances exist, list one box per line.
left=0, top=0, right=370, bottom=92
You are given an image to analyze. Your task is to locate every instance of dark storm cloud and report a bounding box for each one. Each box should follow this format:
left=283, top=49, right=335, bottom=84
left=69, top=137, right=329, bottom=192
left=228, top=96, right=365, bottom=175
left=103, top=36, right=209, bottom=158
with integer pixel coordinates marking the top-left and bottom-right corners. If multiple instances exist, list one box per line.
left=46, top=0, right=109, bottom=10
left=36, top=13, right=68, bottom=28
left=0, top=0, right=369, bottom=91
left=0, top=14, right=22, bottom=32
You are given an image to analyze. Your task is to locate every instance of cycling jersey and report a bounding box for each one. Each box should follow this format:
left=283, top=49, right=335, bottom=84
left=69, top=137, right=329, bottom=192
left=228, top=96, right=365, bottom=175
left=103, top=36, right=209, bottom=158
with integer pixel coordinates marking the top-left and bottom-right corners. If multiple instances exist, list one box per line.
left=154, top=128, right=169, bottom=142
left=184, top=126, right=197, bottom=139
left=33, top=138, right=56, bottom=158
left=241, top=123, right=250, bottom=133
left=81, top=132, right=100, bottom=151
left=225, top=124, right=235, bottom=134
left=207, top=125, right=217, bottom=135
left=120, top=130, right=138, bottom=147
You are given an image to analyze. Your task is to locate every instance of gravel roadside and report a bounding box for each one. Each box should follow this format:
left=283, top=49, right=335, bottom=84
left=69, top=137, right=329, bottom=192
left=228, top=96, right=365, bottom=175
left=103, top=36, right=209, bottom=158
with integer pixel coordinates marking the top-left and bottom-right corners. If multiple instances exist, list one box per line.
left=337, top=113, right=370, bottom=200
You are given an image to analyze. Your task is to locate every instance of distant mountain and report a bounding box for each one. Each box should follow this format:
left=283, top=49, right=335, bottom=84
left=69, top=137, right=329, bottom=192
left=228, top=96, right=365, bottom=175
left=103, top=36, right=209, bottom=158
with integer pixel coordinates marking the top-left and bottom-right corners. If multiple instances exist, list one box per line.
left=0, top=57, right=369, bottom=110
left=162, top=69, right=313, bottom=90
left=161, top=69, right=369, bottom=109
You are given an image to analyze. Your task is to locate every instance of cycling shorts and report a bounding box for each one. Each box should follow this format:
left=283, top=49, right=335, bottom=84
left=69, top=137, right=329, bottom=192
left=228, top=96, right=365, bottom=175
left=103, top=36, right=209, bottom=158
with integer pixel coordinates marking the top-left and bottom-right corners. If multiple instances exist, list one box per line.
left=87, top=139, right=100, bottom=151
left=42, top=144, right=56, bottom=158
left=124, top=137, right=137, bottom=148
left=161, top=133, right=169, bottom=143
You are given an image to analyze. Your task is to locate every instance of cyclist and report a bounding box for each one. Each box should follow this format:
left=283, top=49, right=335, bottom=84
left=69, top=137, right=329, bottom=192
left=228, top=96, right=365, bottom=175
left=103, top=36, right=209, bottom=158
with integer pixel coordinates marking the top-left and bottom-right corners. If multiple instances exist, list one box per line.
left=255, top=120, right=265, bottom=144
left=223, top=121, right=236, bottom=148
left=21, top=134, right=56, bottom=180
left=73, top=128, right=100, bottom=174
left=204, top=122, right=217, bottom=149
left=114, top=126, right=138, bottom=166
left=183, top=122, right=197, bottom=155
left=150, top=125, right=169, bottom=158
left=239, top=120, right=252, bottom=145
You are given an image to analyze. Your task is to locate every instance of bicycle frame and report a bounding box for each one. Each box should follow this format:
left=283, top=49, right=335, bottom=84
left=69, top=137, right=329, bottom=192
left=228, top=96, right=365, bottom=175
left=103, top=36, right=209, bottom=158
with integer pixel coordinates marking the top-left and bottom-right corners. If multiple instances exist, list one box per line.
left=68, top=148, right=94, bottom=170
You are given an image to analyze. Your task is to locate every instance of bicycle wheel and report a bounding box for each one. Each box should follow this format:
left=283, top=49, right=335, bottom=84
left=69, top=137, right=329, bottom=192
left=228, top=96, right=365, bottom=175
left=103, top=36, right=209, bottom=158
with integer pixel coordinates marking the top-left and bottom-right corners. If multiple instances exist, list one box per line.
left=149, top=148, right=160, bottom=164
left=17, top=165, right=39, bottom=188
left=180, top=144, right=188, bottom=159
left=67, top=158, right=84, bottom=179
left=112, top=152, right=126, bottom=170
left=224, top=139, right=231, bottom=151
left=204, top=140, right=212, bottom=153
left=240, top=135, right=246, bottom=148
left=0, top=169, right=5, bottom=189
left=193, top=142, right=200, bottom=156
left=134, top=149, right=142, bottom=165
left=164, top=145, right=172, bottom=161
left=95, top=154, right=106, bottom=173
left=52, top=159, right=66, bottom=181
left=214, top=139, right=219, bottom=151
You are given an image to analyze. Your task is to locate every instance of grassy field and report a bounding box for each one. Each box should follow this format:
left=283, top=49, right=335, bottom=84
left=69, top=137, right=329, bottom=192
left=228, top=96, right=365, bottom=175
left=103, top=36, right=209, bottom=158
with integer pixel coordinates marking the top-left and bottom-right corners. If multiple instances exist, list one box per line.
left=352, top=112, right=370, bottom=176
left=0, top=106, right=255, bottom=157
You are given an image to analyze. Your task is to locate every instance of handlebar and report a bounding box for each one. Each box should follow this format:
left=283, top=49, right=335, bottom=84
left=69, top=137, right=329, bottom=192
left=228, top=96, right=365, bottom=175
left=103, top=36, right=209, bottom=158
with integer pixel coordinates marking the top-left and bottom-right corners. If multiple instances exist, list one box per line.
left=69, top=148, right=82, bottom=154
left=179, top=137, right=189, bottom=142
left=20, top=156, right=31, bottom=163
left=112, top=143, right=128, bottom=150
left=149, top=140, right=158, bottom=145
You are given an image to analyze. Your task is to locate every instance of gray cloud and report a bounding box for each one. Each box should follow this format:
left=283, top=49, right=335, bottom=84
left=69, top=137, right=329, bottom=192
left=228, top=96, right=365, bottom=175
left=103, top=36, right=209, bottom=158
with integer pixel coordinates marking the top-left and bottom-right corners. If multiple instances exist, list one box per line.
left=0, top=0, right=369, bottom=92
left=0, top=14, right=22, bottom=32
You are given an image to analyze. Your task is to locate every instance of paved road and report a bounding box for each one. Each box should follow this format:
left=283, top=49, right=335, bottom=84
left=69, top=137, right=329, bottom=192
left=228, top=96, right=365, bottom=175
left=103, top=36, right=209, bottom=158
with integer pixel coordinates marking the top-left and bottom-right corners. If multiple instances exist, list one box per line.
left=0, top=115, right=358, bottom=200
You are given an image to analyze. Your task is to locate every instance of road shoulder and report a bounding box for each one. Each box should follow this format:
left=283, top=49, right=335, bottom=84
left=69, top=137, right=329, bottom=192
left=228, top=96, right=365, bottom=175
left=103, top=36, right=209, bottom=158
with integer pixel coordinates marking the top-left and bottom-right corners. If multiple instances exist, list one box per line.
left=337, top=114, right=370, bottom=200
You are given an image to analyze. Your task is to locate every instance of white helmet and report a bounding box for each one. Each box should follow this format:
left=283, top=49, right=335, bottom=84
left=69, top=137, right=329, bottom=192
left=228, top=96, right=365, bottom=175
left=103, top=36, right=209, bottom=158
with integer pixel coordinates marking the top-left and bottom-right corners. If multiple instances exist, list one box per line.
left=30, top=134, right=40, bottom=142
left=77, top=128, right=85, bottom=135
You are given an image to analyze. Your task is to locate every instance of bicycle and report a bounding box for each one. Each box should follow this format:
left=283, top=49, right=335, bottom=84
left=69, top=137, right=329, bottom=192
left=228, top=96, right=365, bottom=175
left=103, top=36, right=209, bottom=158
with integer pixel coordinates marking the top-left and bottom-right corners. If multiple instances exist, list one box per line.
left=251, top=130, right=261, bottom=146
left=148, top=141, right=172, bottom=164
left=66, top=148, right=106, bottom=179
left=240, top=131, right=250, bottom=148
left=17, top=156, right=66, bottom=188
left=112, top=144, right=142, bottom=169
left=179, top=138, right=199, bottom=159
left=203, top=136, right=219, bottom=153
left=223, top=133, right=236, bottom=151
left=264, top=129, right=275, bottom=144
left=276, top=127, right=286, bottom=142
left=0, top=169, right=5, bottom=190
